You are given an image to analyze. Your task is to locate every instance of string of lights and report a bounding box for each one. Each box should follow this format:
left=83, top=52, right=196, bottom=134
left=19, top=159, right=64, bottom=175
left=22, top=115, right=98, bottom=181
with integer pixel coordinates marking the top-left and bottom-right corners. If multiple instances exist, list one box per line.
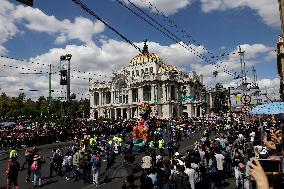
left=114, top=0, right=237, bottom=77
left=71, top=0, right=142, bottom=53
left=0, top=55, right=110, bottom=78
left=138, top=0, right=237, bottom=59
left=0, top=61, right=109, bottom=83
left=115, top=0, right=204, bottom=59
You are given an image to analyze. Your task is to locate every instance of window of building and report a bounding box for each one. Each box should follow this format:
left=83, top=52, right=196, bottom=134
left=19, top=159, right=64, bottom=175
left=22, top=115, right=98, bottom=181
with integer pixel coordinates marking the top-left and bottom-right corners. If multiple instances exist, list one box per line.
left=94, top=92, right=99, bottom=106
left=143, top=85, right=151, bottom=102
left=132, top=88, right=138, bottom=102
left=132, top=71, right=135, bottom=77
left=150, top=67, right=153, bottom=73
left=141, top=69, right=144, bottom=75
left=106, top=91, right=111, bottom=104
left=171, top=86, right=176, bottom=101
left=136, top=70, right=139, bottom=76
left=145, top=68, right=149, bottom=73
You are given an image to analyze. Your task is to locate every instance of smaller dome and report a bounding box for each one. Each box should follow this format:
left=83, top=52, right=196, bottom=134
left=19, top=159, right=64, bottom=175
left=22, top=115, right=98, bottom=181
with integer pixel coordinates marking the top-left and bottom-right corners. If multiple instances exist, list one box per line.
left=158, top=65, right=180, bottom=73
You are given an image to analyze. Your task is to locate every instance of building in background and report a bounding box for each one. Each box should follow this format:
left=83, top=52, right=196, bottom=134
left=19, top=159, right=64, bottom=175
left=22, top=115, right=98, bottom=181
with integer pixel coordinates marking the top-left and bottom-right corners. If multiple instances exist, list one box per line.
left=89, top=42, right=205, bottom=119
left=278, top=0, right=284, bottom=101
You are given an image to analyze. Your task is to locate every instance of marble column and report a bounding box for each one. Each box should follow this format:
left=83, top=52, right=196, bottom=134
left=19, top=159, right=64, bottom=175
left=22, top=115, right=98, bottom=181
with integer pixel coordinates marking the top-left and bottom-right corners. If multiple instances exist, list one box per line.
left=120, top=108, right=123, bottom=118
left=114, top=108, right=117, bottom=120
left=111, top=92, right=113, bottom=104
left=138, top=87, right=143, bottom=103
left=127, top=108, right=131, bottom=119
left=168, top=85, right=172, bottom=101
left=151, top=85, right=155, bottom=103
left=90, top=92, right=94, bottom=108
left=162, top=84, right=167, bottom=103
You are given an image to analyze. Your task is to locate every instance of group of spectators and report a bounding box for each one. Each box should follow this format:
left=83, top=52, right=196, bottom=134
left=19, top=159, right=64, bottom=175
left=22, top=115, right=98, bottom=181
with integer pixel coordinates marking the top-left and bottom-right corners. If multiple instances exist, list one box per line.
left=2, top=115, right=284, bottom=189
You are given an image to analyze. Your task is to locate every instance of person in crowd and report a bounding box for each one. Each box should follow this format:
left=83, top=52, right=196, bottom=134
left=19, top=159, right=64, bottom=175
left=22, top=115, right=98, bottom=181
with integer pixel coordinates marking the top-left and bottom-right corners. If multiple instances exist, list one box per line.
left=6, top=156, right=20, bottom=189
left=48, top=148, right=58, bottom=178
left=72, top=147, right=81, bottom=181
left=214, top=147, right=225, bottom=187
left=141, top=151, right=152, bottom=171
left=184, top=161, right=196, bottom=189
left=172, top=165, right=191, bottom=189
left=31, top=154, right=45, bottom=188
left=63, top=150, right=73, bottom=180
left=81, top=150, right=91, bottom=184
left=90, top=151, right=102, bottom=186
left=55, top=146, right=64, bottom=176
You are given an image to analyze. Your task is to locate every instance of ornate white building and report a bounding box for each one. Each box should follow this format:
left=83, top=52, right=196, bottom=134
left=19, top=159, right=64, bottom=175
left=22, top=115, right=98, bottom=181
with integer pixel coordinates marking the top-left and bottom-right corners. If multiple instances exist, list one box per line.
left=90, top=42, right=205, bottom=119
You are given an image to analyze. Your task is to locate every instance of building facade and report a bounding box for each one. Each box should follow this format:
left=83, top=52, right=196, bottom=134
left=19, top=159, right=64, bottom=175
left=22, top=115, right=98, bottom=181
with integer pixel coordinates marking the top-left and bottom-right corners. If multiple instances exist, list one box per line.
left=89, top=42, right=205, bottom=119
left=278, top=0, right=284, bottom=101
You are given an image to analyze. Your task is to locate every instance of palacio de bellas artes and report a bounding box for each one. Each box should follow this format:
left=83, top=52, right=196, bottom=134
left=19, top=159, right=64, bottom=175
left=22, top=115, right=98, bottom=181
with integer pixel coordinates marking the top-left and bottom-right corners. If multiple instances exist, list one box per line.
left=89, top=41, right=208, bottom=120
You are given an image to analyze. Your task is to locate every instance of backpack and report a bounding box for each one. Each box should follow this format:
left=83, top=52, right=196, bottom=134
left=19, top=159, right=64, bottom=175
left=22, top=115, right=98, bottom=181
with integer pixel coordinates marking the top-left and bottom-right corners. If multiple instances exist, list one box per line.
left=31, top=161, right=39, bottom=172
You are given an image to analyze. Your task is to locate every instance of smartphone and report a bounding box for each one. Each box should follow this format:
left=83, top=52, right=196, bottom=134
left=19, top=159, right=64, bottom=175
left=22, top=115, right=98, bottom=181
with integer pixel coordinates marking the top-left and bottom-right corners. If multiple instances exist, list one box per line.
left=266, top=129, right=271, bottom=141
left=257, top=159, right=282, bottom=173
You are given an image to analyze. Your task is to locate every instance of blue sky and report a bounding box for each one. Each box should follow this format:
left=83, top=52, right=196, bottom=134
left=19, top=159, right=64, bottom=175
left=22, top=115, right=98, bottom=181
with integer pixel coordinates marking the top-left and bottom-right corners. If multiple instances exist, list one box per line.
left=0, top=0, right=281, bottom=100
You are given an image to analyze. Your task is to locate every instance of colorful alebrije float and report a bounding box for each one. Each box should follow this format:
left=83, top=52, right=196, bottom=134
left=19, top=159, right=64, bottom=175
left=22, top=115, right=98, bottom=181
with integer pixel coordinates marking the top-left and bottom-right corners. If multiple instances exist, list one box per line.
left=132, top=103, right=152, bottom=143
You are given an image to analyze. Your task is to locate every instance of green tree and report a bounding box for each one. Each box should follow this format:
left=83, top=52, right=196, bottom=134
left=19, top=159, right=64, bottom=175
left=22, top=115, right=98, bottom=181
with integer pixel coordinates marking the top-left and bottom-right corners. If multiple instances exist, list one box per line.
left=211, top=83, right=229, bottom=114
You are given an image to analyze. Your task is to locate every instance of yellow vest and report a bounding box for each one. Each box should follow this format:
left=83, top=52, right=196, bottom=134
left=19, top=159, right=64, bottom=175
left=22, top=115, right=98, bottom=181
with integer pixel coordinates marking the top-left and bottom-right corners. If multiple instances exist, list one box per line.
left=10, top=149, right=17, bottom=158
left=117, top=137, right=123, bottom=146
left=158, top=139, right=164, bottom=149
left=89, top=137, right=97, bottom=147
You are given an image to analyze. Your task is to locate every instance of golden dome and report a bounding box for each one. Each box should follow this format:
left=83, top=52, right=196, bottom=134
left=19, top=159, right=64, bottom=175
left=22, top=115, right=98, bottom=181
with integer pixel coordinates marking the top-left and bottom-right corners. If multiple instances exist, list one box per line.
left=130, top=53, right=163, bottom=66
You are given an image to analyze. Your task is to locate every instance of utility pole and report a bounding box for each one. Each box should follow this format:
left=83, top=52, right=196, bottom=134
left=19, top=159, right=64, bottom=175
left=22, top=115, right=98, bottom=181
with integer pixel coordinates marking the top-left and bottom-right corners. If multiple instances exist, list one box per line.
left=67, top=57, right=71, bottom=101
left=252, top=66, right=257, bottom=87
left=49, top=64, right=52, bottom=104
left=48, top=64, right=52, bottom=127
left=238, top=46, right=246, bottom=86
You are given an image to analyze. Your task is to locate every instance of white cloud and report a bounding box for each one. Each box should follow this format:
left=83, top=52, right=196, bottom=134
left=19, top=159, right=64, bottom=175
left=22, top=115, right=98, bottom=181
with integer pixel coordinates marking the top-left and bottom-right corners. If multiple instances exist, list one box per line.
left=0, top=0, right=105, bottom=51
left=200, top=0, right=280, bottom=27
left=0, top=0, right=19, bottom=54
left=0, top=39, right=206, bottom=99
left=13, top=6, right=105, bottom=45
left=124, top=0, right=192, bottom=15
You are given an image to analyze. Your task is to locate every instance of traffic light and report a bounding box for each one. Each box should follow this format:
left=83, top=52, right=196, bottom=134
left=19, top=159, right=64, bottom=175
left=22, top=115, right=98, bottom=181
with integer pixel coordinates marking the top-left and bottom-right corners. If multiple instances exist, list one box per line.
left=60, top=70, right=68, bottom=85
left=16, top=0, right=33, bottom=6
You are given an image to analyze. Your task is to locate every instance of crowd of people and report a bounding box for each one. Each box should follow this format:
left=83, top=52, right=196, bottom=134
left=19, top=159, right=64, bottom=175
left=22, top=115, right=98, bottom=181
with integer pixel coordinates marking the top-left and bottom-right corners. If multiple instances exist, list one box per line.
left=2, top=113, right=284, bottom=189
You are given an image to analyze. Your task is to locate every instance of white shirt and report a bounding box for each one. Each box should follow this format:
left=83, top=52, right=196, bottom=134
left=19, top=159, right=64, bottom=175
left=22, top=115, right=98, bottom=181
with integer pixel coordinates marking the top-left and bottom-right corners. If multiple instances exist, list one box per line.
left=215, top=153, right=225, bottom=170
left=142, top=156, right=152, bottom=169
left=184, top=168, right=195, bottom=189
left=250, top=131, right=255, bottom=142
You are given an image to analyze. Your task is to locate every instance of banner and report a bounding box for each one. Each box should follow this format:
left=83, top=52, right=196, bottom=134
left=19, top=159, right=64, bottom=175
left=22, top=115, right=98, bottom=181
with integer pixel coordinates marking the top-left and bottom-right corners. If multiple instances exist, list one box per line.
left=182, top=96, right=196, bottom=101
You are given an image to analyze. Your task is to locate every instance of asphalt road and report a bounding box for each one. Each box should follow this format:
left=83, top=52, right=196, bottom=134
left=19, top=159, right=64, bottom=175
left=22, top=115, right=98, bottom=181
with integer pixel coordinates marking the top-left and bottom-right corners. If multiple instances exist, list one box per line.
left=0, top=131, right=236, bottom=189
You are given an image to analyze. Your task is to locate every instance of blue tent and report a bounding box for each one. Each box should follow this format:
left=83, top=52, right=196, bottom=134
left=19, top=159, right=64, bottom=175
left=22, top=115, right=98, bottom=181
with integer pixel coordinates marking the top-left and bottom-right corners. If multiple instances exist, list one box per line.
left=250, top=102, right=284, bottom=115
left=0, top=122, right=16, bottom=127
